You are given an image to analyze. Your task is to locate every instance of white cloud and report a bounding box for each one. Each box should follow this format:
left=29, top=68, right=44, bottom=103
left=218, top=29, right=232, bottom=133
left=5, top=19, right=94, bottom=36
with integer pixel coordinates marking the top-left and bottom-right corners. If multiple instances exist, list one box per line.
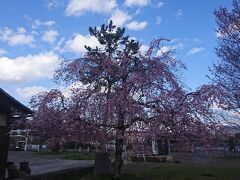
left=176, top=9, right=184, bottom=18
left=134, top=8, right=141, bottom=15
left=157, top=42, right=184, bottom=56
left=110, top=9, right=132, bottom=27
left=215, top=23, right=238, bottom=39
left=129, top=36, right=137, bottom=41
left=156, top=16, right=162, bottom=25
left=46, top=0, right=62, bottom=9
left=187, top=47, right=204, bottom=55
left=60, top=82, right=88, bottom=98
left=17, top=27, right=26, bottom=34
left=23, top=14, right=32, bottom=21
left=0, top=27, right=34, bottom=46
left=157, top=46, right=172, bottom=56
left=15, top=83, right=87, bottom=101
left=32, top=19, right=56, bottom=29
left=42, top=30, right=59, bottom=44
left=173, top=42, right=184, bottom=49
left=126, top=21, right=147, bottom=30
left=139, top=44, right=149, bottom=55
left=54, top=37, right=66, bottom=52
left=65, top=0, right=117, bottom=16
left=157, top=2, right=164, bottom=8
left=65, top=33, right=101, bottom=54
left=216, top=31, right=226, bottom=38
left=0, top=49, right=8, bottom=56
left=0, top=52, right=59, bottom=83
left=16, top=86, right=49, bottom=99
left=193, top=38, right=203, bottom=43
left=124, top=0, right=150, bottom=7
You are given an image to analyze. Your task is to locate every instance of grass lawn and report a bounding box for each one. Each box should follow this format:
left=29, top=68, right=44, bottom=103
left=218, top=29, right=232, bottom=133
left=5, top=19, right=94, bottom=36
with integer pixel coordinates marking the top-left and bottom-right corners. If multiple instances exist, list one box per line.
left=61, top=153, right=95, bottom=160
left=33, top=152, right=240, bottom=179
left=216, top=155, right=240, bottom=160
left=33, top=151, right=95, bottom=160
left=33, top=151, right=75, bottom=155
left=128, top=163, right=240, bottom=180
left=78, top=161, right=240, bottom=180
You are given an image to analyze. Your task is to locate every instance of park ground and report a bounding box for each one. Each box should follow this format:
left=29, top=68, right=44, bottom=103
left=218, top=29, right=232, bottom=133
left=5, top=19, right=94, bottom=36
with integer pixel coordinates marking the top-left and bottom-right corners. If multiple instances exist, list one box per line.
left=79, top=155, right=240, bottom=180
left=7, top=151, right=240, bottom=179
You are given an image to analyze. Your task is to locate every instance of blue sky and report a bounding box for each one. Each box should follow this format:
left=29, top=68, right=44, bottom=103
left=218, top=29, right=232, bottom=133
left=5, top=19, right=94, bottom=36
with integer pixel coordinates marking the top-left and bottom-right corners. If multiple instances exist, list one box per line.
left=0, top=0, right=232, bottom=104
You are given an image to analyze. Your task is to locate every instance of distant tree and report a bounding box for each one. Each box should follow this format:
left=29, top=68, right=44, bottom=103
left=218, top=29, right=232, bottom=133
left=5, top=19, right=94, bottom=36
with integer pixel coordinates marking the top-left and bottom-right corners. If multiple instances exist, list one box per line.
left=29, top=90, right=68, bottom=151
left=29, top=89, right=102, bottom=151
left=212, top=0, right=240, bottom=127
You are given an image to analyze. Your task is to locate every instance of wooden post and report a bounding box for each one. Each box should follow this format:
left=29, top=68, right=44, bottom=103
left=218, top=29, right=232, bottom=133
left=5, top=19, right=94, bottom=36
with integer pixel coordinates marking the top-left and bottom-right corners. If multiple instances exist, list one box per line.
left=94, top=152, right=112, bottom=175
left=167, top=140, right=171, bottom=154
left=0, top=112, right=10, bottom=180
left=0, top=126, right=6, bottom=180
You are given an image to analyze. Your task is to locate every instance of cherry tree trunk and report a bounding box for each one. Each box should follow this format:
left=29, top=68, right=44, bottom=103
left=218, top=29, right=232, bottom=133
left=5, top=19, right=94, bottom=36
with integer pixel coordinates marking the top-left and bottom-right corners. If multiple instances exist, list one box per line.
left=113, top=111, right=125, bottom=178
left=113, top=129, right=124, bottom=177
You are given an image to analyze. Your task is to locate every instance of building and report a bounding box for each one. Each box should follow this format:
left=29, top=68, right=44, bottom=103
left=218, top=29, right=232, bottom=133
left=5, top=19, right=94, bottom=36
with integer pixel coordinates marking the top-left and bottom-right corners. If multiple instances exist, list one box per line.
left=9, top=129, right=29, bottom=151
left=0, top=88, right=32, bottom=179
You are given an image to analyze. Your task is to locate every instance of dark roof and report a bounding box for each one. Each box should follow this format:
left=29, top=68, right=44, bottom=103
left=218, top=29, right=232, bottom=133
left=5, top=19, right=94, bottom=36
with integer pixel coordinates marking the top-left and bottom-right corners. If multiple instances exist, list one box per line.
left=0, top=88, right=33, bottom=114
